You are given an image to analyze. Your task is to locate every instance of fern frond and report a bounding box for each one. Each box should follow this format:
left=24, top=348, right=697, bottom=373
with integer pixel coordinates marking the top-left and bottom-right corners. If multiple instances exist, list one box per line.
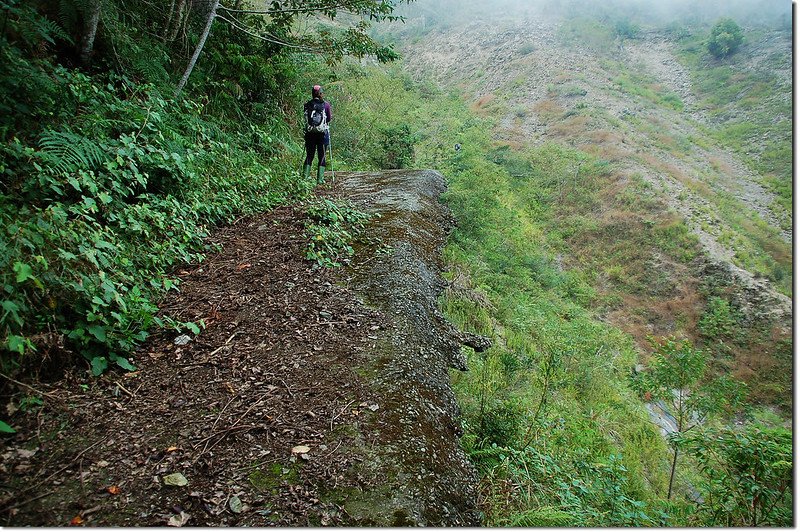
left=33, top=16, right=73, bottom=44
left=38, top=130, right=107, bottom=174
left=57, top=0, right=81, bottom=34
left=468, top=445, right=515, bottom=463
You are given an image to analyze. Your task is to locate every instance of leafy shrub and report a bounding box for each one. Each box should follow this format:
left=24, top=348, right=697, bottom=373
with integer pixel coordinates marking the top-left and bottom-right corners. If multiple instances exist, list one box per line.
left=679, top=426, right=792, bottom=526
left=707, top=18, right=744, bottom=58
left=379, top=124, right=417, bottom=169
left=614, top=19, right=640, bottom=40
left=0, top=12, right=303, bottom=373
left=476, top=399, right=524, bottom=447
left=698, top=296, right=739, bottom=340
left=518, top=43, right=535, bottom=55
left=303, top=198, right=371, bottom=267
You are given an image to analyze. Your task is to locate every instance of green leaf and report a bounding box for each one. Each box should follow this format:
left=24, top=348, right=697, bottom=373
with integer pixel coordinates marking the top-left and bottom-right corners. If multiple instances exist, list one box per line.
left=90, top=356, right=108, bottom=376
left=0, top=421, right=15, bottom=434
left=87, top=325, right=107, bottom=341
left=58, top=250, right=78, bottom=261
left=13, top=262, right=33, bottom=283
left=2, top=300, right=20, bottom=313
left=7, top=335, right=26, bottom=354
left=115, top=357, right=136, bottom=371
left=185, top=322, right=200, bottom=335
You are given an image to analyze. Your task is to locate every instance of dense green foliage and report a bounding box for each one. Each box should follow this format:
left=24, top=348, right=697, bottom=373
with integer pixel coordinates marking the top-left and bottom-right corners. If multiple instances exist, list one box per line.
left=678, top=426, right=791, bottom=526
left=0, top=0, right=401, bottom=373
left=707, top=18, right=744, bottom=58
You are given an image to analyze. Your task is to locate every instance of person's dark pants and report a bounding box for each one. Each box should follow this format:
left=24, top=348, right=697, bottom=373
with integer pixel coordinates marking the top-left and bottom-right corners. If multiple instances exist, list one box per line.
left=304, top=131, right=326, bottom=167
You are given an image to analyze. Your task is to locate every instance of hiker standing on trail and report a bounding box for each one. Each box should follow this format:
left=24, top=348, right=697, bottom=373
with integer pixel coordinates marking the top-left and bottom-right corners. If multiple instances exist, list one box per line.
left=303, top=85, right=332, bottom=184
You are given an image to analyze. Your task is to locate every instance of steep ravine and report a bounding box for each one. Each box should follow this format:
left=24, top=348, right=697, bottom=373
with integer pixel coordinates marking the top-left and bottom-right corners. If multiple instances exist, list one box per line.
left=400, top=19, right=791, bottom=320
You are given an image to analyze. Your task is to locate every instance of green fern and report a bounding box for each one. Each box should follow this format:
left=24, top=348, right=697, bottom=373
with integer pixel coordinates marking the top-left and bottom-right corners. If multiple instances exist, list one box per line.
left=32, top=15, right=72, bottom=44
left=508, top=507, right=577, bottom=527
left=56, top=0, right=81, bottom=34
left=2, top=1, right=72, bottom=46
left=38, top=130, right=107, bottom=174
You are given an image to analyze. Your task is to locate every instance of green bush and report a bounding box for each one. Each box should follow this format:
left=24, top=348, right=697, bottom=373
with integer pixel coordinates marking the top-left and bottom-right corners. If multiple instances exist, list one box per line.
left=707, top=18, right=744, bottom=58
left=379, top=124, right=417, bottom=169
left=476, top=399, right=524, bottom=447
left=698, top=296, right=739, bottom=340
left=679, top=426, right=792, bottom=526
left=614, top=19, right=641, bottom=40
left=0, top=7, right=306, bottom=373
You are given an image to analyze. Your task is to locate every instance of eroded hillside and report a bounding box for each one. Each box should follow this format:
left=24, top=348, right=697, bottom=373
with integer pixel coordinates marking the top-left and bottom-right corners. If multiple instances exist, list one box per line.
left=395, top=17, right=792, bottom=409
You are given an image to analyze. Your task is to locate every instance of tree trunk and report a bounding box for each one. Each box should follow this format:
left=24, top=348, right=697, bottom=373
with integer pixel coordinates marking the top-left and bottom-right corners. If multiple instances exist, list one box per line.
left=78, top=0, right=101, bottom=65
left=174, top=0, right=219, bottom=97
left=163, top=0, right=176, bottom=40
left=667, top=406, right=684, bottom=500
left=667, top=446, right=678, bottom=499
left=166, top=0, right=187, bottom=42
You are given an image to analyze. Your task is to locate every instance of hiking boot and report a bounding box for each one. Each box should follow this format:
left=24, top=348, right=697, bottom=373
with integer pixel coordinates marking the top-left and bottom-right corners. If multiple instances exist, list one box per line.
left=302, top=163, right=311, bottom=179
left=317, top=165, right=326, bottom=184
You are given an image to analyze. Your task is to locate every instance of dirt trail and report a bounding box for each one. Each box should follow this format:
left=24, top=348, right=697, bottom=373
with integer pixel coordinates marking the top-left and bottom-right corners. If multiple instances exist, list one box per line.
left=0, top=170, right=480, bottom=526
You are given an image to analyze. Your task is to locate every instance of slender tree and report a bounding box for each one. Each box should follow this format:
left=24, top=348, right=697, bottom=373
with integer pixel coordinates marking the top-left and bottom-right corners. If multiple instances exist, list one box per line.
left=640, top=336, right=745, bottom=499
left=173, top=0, right=405, bottom=95
left=175, top=0, right=220, bottom=96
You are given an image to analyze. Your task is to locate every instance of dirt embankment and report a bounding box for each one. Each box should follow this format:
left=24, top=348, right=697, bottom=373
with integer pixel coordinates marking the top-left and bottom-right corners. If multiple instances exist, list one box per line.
left=0, top=170, right=482, bottom=526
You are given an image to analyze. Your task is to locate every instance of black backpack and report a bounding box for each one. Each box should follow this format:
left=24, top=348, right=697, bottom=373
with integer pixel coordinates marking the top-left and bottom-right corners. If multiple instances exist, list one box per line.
left=305, top=99, right=327, bottom=133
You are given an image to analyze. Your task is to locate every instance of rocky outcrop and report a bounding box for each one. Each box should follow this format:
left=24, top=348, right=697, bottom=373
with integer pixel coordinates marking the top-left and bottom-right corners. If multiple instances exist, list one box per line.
left=332, top=169, right=486, bottom=526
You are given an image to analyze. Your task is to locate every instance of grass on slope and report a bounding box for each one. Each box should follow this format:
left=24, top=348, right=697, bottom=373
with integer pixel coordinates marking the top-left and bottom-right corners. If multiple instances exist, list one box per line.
left=675, top=29, right=792, bottom=228
left=334, top=53, right=791, bottom=523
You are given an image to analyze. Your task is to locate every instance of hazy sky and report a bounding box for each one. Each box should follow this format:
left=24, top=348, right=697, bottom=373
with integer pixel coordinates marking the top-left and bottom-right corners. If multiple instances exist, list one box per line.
left=393, top=0, right=790, bottom=28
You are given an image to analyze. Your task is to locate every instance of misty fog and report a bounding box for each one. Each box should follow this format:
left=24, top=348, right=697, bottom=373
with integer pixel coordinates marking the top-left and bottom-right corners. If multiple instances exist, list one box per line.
left=391, top=0, right=790, bottom=31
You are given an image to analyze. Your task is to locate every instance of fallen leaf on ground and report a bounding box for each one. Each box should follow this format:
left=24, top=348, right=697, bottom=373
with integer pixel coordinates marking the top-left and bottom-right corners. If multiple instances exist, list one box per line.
left=163, top=472, right=188, bottom=487
left=174, top=335, right=191, bottom=346
left=165, top=446, right=179, bottom=453
left=291, top=445, right=310, bottom=454
left=107, top=485, right=121, bottom=495
left=228, top=495, right=243, bottom=514
left=17, top=448, right=38, bottom=458
left=70, top=516, right=84, bottom=525
left=167, top=511, right=191, bottom=527
left=236, top=263, right=252, bottom=271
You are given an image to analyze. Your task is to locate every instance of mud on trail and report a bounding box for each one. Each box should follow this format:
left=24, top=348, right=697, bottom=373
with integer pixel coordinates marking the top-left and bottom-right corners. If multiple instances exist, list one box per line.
left=0, top=170, right=481, bottom=526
